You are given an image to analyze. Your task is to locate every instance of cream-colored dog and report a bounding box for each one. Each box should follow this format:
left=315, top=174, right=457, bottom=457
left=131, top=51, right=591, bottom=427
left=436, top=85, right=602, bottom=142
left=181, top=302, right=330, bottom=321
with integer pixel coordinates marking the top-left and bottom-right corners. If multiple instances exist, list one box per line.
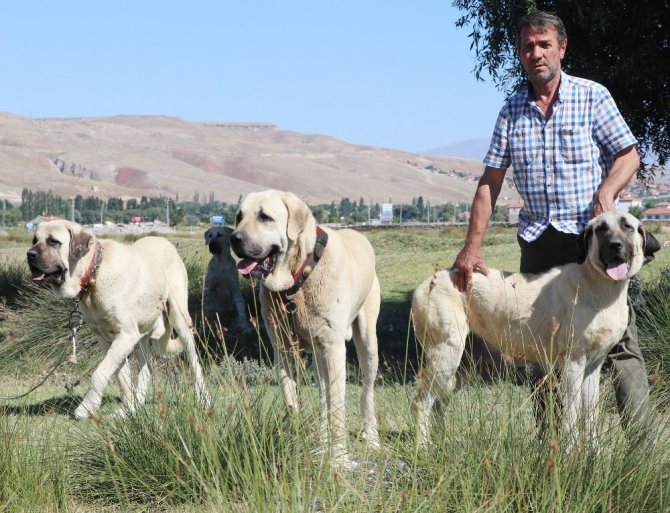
left=27, top=220, right=211, bottom=419
left=412, top=211, right=660, bottom=447
left=230, top=190, right=381, bottom=465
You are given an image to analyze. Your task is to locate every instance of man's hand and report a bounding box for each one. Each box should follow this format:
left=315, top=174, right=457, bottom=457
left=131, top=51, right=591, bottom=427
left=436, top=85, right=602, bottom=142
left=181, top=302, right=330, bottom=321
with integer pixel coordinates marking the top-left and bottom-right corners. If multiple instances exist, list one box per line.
left=591, top=188, right=615, bottom=217
left=451, top=245, right=490, bottom=292
left=592, top=145, right=639, bottom=218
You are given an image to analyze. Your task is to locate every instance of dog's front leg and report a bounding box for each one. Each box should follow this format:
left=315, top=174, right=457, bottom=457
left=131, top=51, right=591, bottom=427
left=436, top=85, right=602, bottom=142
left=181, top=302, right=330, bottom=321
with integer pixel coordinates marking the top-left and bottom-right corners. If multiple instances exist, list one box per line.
left=581, top=363, right=603, bottom=450
left=275, top=344, right=299, bottom=411
left=314, top=341, right=349, bottom=466
left=559, top=357, right=586, bottom=451
left=112, top=339, right=152, bottom=418
left=74, top=334, right=137, bottom=420
left=111, top=358, right=134, bottom=418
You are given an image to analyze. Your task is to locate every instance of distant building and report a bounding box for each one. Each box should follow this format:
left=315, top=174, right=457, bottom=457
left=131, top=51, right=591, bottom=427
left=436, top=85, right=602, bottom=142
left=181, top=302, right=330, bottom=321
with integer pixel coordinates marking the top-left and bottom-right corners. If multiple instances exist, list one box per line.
left=642, top=204, right=670, bottom=221
left=617, top=192, right=641, bottom=212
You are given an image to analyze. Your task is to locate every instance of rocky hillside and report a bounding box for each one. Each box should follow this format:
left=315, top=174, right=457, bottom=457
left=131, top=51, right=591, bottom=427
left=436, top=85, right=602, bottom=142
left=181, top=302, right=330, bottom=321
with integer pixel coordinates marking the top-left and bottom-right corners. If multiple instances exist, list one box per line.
left=0, top=113, right=519, bottom=205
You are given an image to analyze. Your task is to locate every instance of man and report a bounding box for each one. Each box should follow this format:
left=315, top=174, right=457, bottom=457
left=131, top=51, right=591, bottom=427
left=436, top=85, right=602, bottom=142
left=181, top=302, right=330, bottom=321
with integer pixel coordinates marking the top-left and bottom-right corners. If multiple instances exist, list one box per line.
left=452, top=11, right=650, bottom=433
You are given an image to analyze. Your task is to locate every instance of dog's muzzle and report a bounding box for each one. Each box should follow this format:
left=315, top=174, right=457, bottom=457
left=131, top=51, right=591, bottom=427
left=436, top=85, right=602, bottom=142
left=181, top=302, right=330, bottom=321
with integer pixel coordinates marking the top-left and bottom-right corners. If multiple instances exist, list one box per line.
left=230, top=231, right=279, bottom=280
left=27, top=248, right=66, bottom=286
left=602, top=240, right=630, bottom=281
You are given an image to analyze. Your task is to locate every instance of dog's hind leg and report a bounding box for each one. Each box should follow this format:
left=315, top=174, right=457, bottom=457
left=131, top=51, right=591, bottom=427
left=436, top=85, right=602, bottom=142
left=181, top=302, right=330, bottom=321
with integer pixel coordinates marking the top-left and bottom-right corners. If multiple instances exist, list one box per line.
left=412, top=341, right=464, bottom=446
left=352, top=277, right=381, bottom=449
left=133, top=338, right=152, bottom=408
left=166, top=292, right=212, bottom=409
left=172, top=315, right=212, bottom=409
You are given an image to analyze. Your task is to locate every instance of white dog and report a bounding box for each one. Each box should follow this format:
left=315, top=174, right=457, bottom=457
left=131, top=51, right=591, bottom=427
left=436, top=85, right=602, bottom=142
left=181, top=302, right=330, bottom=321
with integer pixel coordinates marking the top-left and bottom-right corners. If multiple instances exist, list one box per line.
left=411, top=211, right=660, bottom=447
left=230, top=190, right=381, bottom=466
left=27, top=220, right=211, bottom=419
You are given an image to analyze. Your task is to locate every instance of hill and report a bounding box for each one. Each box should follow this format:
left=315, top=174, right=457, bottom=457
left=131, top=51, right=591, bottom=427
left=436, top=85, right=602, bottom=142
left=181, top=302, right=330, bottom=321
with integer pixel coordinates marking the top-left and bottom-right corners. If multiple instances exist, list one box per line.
left=0, top=113, right=519, bottom=206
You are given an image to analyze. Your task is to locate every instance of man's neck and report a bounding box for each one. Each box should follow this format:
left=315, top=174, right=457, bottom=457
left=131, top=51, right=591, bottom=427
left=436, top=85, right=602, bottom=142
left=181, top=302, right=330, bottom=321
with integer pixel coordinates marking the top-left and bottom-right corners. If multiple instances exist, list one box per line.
left=530, top=74, right=561, bottom=116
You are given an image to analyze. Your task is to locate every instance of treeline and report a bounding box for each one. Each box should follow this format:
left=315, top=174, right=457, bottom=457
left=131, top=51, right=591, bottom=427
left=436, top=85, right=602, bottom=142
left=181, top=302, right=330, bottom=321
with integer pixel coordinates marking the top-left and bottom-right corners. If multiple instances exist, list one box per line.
left=1, top=189, right=508, bottom=228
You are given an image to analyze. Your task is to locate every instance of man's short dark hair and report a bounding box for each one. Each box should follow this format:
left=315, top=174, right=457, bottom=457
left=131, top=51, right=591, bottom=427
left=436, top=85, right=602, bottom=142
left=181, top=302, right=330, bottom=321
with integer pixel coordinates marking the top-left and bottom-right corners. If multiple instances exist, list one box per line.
left=516, top=11, right=567, bottom=49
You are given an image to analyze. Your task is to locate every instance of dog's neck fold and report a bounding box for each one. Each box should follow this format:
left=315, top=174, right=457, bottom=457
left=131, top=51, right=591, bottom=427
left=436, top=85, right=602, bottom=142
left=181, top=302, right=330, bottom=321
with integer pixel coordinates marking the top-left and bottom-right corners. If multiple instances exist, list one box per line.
left=264, top=216, right=318, bottom=292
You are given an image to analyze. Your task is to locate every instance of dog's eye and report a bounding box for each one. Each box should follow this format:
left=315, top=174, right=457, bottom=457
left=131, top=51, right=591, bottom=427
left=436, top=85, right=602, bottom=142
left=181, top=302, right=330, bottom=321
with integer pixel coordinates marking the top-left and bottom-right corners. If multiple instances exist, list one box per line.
left=259, top=212, right=273, bottom=223
left=47, top=237, right=61, bottom=247
left=31, top=236, right=37, bottom=245
left=595, top=224, right=608, bottom=234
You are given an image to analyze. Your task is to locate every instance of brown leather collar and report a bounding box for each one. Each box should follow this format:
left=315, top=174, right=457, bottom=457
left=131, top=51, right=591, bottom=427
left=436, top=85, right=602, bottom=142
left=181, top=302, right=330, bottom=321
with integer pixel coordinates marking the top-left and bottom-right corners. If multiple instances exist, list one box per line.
left=78, top=241, right=102, bottom=298
left=283, top=226, right=328, bottom=297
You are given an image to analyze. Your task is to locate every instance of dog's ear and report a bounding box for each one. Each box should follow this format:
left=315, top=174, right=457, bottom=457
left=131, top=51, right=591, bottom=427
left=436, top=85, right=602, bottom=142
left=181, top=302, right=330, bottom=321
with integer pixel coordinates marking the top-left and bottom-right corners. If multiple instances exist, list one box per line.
left=68, top=227, right=94, bottom=261
left=639, top=224, right=662, bottom=264
left=577, top=225, right=592, bottom=264
left=282, top=192, right=313, bottom=242
left=204, top=227, right=213, bottom=243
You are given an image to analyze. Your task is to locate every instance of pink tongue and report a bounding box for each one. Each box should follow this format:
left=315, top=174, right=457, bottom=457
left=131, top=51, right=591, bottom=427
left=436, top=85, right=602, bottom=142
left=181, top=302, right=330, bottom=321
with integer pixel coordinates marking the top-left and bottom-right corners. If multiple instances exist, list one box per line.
left=31, top=272, right=46, bottom=282
left=237, top=259, right=258, bottom=276
left=606, top=262, right=629, bottom=281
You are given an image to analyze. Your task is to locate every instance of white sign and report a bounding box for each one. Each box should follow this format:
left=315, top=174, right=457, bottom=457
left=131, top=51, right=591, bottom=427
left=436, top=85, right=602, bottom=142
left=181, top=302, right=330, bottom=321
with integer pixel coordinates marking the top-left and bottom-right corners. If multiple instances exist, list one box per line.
left=381, top=203, right=393, bottom=223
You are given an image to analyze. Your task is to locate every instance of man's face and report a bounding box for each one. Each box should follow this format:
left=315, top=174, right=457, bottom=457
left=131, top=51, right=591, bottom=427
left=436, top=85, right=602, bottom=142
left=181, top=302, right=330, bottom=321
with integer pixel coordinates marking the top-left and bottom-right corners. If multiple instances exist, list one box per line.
left=519, top=26, right=566, bottom=86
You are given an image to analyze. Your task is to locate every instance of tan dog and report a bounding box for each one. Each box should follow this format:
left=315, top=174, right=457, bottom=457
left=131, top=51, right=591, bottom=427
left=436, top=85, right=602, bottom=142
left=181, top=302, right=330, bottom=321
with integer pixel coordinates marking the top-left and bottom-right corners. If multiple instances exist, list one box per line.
left=204, top=226, right=251, bottom=335
left=27, top=220, right=211, bottom=419
left=230, top=190, right=381, bottom=466
left=412, top=211, right=660, bottom=448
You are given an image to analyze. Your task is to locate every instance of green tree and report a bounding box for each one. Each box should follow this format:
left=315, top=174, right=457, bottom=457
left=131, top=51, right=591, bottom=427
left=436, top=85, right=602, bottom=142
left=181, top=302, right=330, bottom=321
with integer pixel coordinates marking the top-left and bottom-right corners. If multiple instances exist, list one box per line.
left=453, top=0, right=669, bottom=173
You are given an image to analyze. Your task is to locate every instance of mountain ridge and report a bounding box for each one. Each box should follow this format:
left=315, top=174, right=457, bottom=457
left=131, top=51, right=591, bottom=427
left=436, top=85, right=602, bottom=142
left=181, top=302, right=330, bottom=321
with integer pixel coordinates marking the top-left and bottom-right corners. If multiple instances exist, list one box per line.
left=0, top=113, right=520, bottom=206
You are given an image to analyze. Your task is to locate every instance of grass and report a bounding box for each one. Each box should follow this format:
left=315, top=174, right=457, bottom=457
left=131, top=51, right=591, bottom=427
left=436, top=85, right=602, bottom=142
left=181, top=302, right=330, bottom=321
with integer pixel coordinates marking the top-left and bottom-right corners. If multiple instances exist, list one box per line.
left=1, top=224, right=670, bottom=511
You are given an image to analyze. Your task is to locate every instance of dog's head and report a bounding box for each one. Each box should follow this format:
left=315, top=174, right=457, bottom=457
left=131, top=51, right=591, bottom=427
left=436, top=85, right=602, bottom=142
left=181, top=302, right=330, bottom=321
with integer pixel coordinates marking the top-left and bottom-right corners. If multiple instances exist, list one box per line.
left=204, top=226, right=234, bottom=256
left=26, top=220, right=95, bottom=298
left=577, top=211, right=661, bottom=281
left=230, top=189, right=316, bottom=291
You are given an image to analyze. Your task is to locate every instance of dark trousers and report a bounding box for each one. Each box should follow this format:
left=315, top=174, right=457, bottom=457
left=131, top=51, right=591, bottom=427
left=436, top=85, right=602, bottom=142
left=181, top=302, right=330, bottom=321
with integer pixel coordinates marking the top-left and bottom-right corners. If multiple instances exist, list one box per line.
left=517, top=226, right=651, bottom=430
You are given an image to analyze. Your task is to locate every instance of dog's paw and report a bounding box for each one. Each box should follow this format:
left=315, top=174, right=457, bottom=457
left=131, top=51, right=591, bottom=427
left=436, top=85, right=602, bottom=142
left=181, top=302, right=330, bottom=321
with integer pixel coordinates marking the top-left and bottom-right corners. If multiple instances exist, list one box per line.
left=73, top=403, right=93, bottom=420
left=361, top=428, right=380, bottom=449
left=110, top=407, right=130, bottom=419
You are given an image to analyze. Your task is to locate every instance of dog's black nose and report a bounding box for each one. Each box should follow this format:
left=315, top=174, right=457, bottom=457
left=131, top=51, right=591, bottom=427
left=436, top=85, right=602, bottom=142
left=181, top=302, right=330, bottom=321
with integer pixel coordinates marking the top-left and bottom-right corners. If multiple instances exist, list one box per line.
left=27, top=249, right=37, bottom=261
left=230, top=231, right=243, bottom=248
left=610, top=241, right=623, bottom=251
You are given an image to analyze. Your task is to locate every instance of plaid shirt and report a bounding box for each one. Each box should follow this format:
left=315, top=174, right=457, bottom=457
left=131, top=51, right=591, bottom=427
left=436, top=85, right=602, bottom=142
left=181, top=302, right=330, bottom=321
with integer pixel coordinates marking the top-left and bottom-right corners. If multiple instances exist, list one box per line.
left=484, top=72, right=637, bottom=241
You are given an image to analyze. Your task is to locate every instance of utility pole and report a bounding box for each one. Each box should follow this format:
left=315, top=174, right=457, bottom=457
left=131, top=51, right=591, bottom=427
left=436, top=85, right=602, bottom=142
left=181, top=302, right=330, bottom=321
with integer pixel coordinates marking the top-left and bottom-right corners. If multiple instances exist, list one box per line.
left=166, top=198, right=170, bottom=226
left=70, top=197, right=75, bottom=222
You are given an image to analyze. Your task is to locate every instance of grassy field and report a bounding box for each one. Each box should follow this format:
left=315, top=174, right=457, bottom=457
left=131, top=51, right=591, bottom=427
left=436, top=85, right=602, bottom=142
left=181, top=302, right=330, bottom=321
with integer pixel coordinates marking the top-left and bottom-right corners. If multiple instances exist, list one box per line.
left=1, top=224, right=670, bottom=512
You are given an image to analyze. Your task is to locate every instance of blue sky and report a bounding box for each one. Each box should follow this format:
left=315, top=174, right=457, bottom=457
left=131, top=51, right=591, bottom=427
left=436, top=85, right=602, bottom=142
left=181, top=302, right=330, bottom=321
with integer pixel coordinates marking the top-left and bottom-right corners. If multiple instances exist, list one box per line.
left=0, top=1, right=508, bottom=153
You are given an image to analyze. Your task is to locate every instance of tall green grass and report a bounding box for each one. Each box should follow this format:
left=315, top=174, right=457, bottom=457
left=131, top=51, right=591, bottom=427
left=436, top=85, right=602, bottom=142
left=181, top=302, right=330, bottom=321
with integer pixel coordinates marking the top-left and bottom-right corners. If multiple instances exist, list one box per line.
left=1, top=226, right=670, bottom=511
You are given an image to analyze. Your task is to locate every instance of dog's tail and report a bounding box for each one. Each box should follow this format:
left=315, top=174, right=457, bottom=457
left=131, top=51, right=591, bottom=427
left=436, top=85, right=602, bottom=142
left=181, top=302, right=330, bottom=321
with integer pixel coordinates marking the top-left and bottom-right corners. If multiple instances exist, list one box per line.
left=151, top=311, right=184, bottom=355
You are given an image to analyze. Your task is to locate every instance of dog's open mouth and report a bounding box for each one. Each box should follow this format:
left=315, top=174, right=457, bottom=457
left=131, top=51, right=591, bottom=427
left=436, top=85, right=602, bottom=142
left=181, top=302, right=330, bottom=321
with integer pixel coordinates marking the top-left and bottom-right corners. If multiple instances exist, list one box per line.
left=605, top=259, right=629, bottom=281
left=236, top=249, right=278, bottom=279
left=29, top=265, right=65, bottom=286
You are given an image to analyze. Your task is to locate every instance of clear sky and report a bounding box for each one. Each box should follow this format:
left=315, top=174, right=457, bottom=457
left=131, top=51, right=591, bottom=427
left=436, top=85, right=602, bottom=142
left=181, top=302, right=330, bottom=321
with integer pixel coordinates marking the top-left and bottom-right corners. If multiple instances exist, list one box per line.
left=0, top=1, right=508, bottom=153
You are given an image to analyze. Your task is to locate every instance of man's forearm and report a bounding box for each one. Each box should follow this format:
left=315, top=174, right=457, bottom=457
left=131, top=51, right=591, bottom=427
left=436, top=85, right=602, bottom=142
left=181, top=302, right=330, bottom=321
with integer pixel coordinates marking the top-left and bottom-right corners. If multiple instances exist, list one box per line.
left=464, top=167, right=505, bottom=249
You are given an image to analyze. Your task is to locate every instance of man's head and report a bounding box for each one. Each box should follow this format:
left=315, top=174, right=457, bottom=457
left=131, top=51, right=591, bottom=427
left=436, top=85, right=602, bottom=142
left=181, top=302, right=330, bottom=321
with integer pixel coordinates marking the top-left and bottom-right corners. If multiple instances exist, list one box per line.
left=517, top=11, right=567, bottom=87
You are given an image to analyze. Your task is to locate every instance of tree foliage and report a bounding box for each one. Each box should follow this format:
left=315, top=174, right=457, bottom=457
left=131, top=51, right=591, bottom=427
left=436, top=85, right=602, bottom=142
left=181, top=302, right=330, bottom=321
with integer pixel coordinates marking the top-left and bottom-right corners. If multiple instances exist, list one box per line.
left=453, top=0, right=670, bottom=175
